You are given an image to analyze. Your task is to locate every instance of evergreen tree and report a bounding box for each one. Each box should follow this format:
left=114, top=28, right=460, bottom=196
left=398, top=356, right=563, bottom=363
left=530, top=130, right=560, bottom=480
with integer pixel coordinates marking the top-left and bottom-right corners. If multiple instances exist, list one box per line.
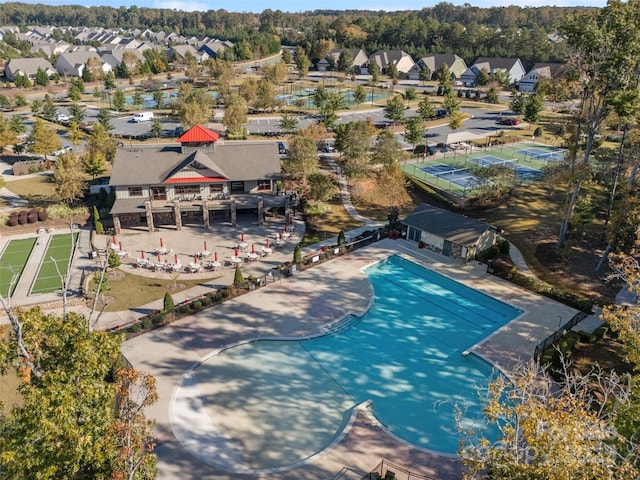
left=163, top=292, right=175, bottom=313
left=233, top=265, right=244, bottom=288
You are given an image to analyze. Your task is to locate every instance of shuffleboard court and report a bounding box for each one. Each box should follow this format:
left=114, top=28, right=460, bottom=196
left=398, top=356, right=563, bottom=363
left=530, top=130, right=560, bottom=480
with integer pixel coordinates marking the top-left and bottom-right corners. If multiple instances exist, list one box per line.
left=0, top=238, right=37, bottom=297
left=31, top=233, right=78, bottom=295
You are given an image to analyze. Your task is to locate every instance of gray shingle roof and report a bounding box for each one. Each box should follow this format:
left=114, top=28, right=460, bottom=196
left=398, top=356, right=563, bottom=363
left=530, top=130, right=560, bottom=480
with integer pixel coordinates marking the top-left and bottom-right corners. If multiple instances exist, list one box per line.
left=402, top=203, right=493, bottom=246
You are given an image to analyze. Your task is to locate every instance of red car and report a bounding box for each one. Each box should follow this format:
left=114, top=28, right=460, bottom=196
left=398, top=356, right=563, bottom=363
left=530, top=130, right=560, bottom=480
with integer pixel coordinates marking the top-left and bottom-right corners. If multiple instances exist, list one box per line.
left=498, top=117, right=521, bottom=126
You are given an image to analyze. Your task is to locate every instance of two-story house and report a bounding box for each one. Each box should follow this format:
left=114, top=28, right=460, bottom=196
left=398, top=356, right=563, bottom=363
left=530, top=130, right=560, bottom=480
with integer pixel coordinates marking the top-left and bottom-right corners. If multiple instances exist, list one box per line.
left=460, top=57, right=526, bottom=87
left=408, top=53, right=468, bottom=81
left=109, top=125, right=289, bottom=234
left=316, top=48, right=369, bottom=73
left=519, top=63, right=563, bottom=92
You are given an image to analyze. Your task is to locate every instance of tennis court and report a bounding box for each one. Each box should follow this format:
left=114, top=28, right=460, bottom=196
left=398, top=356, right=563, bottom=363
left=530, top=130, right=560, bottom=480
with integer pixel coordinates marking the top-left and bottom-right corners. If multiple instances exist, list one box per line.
left=0, top=238, right=37, bottom=297
left=516, top=147, right=565, bottom=161
left=468, top=155, right=543, bottom=180
left=420, top=164, right=480, bottom=188
left=30, top=233, right=78, bottom=295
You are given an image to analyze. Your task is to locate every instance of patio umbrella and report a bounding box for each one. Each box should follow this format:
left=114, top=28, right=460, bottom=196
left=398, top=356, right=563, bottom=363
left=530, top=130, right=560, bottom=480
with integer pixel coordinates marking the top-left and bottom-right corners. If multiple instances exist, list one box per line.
left=160, top=238, right=164, bottom=247
left=214, top=252, right=218, bottom=261
left=251, top=244, right=255, bottom=254
left=289, top=217, right=293, bottom=225
left=234, top=247, right=239, bottom=257
left=241, top=232, right=245, bottom=242
left=279, top=232, right=283, bottom=240
left=112, top=235, right=116, bottom=245
left=141, top=249, right=145, bottom=259
left=174, top=254, right=178, bottom=264
left=157, top=253, right=161, bottom=262
left=194, top=253, right=198, bottom=264
left=204, top=241, right=207, bottom=251
left=119, top=242, right=123, bottom=251
left=266, top=238, right=270, bottom=248
left=285, top=225, right=288, bottom=233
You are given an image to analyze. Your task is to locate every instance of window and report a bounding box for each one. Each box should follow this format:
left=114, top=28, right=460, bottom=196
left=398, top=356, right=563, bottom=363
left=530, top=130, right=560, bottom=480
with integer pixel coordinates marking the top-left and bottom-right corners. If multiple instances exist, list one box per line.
left=151, top=186, right=166, bottom=200
left=128, top=187, right=143, bottom=197
left=175, top=185, right=200, bottom=194
left=210, top=183, right=224, bottom=192
left=257, top=180, right=271, bottom=191
left=230, top=181, right=244, bottom=193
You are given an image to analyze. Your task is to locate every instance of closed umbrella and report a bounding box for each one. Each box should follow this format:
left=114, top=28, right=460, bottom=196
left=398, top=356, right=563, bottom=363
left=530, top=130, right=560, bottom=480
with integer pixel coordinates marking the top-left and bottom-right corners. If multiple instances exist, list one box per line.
left=112, top=235, right=116, bottom=245
left=234, top=247, right=239, bottom=257
left=214, top=252, right=218, bottom=261
left=174, top=254, right=178, bottom=264
left=266, top=238, right=269, bottom=248
left=160, top=238, right=163, bottom=247
left=204, top=241, right=207, bottom=251
left=141, top=249, right=145, bottom=259
left=251, top=244, right=255, bottom=254
left=119, top=242, right=123, bottom=251
left=157, top=253, right=161, bottom=262
left=241, top=232, right=245, bottom=242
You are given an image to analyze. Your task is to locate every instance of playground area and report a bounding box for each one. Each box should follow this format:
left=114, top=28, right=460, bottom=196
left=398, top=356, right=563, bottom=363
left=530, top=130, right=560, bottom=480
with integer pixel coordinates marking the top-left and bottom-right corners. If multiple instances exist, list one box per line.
left=403, top=143, right=566, bottom=197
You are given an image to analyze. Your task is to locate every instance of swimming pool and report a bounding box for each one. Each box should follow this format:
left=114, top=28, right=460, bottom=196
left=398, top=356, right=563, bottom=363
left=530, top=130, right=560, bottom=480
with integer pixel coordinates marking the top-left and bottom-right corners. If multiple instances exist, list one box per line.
left=172, top=255, right=521, bottom=471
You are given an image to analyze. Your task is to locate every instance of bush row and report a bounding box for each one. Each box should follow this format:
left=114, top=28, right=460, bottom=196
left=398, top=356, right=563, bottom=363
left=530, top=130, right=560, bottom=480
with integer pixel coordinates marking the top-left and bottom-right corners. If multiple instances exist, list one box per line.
left=7, top=208, right=47, bottom=226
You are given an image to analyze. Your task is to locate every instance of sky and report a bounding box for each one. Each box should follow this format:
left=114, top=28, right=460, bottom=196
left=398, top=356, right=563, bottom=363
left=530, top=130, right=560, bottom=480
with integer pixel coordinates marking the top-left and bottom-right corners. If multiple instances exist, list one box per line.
left=0, top=0, right=607, bottom=13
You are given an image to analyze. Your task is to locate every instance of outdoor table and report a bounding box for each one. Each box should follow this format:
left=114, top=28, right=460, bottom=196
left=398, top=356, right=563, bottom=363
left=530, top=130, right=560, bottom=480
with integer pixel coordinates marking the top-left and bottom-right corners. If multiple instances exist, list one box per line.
left=156, top=246, right=168, bottom=255
left=188, top=262, right=201, bottom=272
left=238, top=242, right=248, bottom=250
left=262, top=247, right=272, bottom=256
left=200, top=250, right=211, bottom=258
left=247, top=252, right=259, bottom=262
left=116, top=250, right=128, bottom=257
left=231, top=256, right=243, bottom=264
left=282, top=232, right=291, bottom=240
left=171, top=263, right=182, bottom=271
left=110, top=243, right=119, bottom=250
left=276, top=239, right=285, bottom=247
left=207, top=261, right=221, bottom=270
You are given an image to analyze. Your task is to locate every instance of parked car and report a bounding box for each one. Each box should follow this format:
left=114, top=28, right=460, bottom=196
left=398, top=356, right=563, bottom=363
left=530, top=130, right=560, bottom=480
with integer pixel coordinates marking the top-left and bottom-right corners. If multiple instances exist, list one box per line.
left=55, top=113, right=71, bottom=123
left=52, top=145, right=72, bottom=156
left=317, top=141, right=335, bottom=153
left=498, top=117, right=520, bottom=126
left=277, top=141, right=287, bottom=155
left=130, top=111, right=154, bottom=123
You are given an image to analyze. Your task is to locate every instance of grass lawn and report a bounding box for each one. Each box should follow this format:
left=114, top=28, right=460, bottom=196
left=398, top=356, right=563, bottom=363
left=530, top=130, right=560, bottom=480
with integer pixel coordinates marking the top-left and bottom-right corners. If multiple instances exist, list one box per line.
left=0, top=238, right=37, bottom=297
left=31, top=234, right=78, bottom=295
left=96, top=271, right=218, bottom=312
left=4, top=175, right=57, bottom=207
left=302, top=196, right=365, bottom=246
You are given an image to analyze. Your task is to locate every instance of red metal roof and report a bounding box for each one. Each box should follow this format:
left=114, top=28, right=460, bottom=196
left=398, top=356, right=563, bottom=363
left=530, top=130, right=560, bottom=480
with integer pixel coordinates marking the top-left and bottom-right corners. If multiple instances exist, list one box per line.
left=177, top=125, right=220, bottom=143
left=164, top=177, right=226, bottom=183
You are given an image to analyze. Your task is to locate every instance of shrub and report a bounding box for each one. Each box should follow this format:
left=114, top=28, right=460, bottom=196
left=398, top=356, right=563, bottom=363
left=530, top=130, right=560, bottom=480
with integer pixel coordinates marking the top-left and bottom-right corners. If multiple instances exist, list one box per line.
left=27, top=208, right=38, bottom=223
left=219, top=287, right=231, bottom=299
left=163, top=292, right=174, bottom=313
left=152, top=312, right=165, bottom=325
left=234, top=266, right=244, bottom=288
left=130, top=323, right=141, bottom=333
left=498, top=240, right=510, bottom=255
left=38, top=208, right=48, bottom=221
left=18, top=211, right=28, bottom=224
left=533, top=126, right=543, bottom=137
left=47, top=203, right=88, bottom=220
left=202, top=296, right=212, bottom=307
left=293, top=244, right=302, bottom=264
left=95, top=220, right=104, bottom=234
left=193, top=300, right=203, bottom=311
left=179, top=305, right=190, bottom=314
left=8, top=213, right=18, bottom=226
left=486, top=245, right=499, bottom=259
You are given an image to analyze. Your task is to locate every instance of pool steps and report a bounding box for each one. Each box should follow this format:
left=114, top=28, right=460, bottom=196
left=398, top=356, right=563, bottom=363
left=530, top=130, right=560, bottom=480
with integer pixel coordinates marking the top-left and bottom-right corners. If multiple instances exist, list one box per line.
left=319, top=313, right=360, bottom=336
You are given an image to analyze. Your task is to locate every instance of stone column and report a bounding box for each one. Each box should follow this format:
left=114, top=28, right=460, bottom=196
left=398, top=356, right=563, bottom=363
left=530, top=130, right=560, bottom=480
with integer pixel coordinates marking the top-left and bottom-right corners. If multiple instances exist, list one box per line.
left=144, top=201, right=154, bottom=232
left=202, top=201, right=210, bottom=229
left=257, top=197, right=264, bottom=226
left=113, top=215, right=121, bottom=235
left=230, top=198, right=237, bottom=227
left=173, top=203, right=182, bottom=231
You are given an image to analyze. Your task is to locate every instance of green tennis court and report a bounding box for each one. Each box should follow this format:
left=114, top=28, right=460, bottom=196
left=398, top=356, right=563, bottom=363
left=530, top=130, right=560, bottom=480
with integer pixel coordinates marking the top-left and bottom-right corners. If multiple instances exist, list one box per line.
left=31, top=234, right=78, bottom=295
left=0, top=238, right=37, bottom=297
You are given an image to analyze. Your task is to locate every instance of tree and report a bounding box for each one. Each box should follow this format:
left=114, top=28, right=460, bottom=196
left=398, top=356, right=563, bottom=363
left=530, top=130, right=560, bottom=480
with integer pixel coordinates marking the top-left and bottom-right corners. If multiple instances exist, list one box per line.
left=132, top=91, right=144, bottom=110
left=281, top=49, right=292, bottom=64
left=404, top=87, right=417, bottom=103
left=373, top=129, right=404, bottom=166
left=40, top=94, right=56, bottom=121
left=523, top=93, right=544, bottom=124
left=263, top=62, right=287, bottom=85
left=239, top=77, right=257, bottom=106
left=0, top=116, right=18, bottom=153
left=9, top=114, right=25, bottom=135
left=436, top=64, right=452, bottom=95
left=307, top=172, right=337, bottom=202
left=152, top=89, right=164, bottom=110
left=151, top=119, right=162, bottom=138
left=0, top=308, right=157, bottom=480
left=319, top=92, right=343, bottom=130
left=287, top=132, right=318, bottom=184
left=254, top=79, right=276, bottom=111
left=112, top=89, right=126, bottom=112
left=97, top=107, right=114, bottom=131
left=294, top=46, right=311, bottom=77
left=87, top=123, right=118, bottom=164
left=69, top=102, right=86, bottom=124
left=449, top=110, right=464, bottom=131
left=103, top=70, right=116, bottom=91
left=313, top=85, right=328, bottom=109
left=460, top=360, right=638, bottom=480
left=54, top=152, right=86, bottom=203
left=383, top=95, right=405, bottom=125
left=233, top=265, right=244, bottom=288
left=419, top=66, right=432, bottom=83
left=378, top=161, right=408, bottom=208
left=337, top=230, right=346, bottom=247
left=510, top=90, right=527, bottom=115
left=28, top=118, right=61, bottom=158
left=68, top=121, right=83, bottom=147
left=82, top=149, right=106, bottom=178
left=279, top=112, right=298, bottom=135
left=403, top=116, right=424, bottom=152
left=223, top=93, right=248, bottom=137
left=337, top=49, right=353, bottom=73
left=163, top=292, right=175, bottom=313
left=443, top=90, right=461, bottom=113
left=485, top=86, right=499, bottom=104
left=353, top=84, right=366, bottom=105
left=177, top=85, right=212, bottom=129
left=369, top=60, right=380, bottom=83
left=35, top=67, right=49, bottom=87
left=293, top=243, right=302, bottom=265
left=340, top=120, right=375, bottom=179
left=418, top=96, right=436, bottom=120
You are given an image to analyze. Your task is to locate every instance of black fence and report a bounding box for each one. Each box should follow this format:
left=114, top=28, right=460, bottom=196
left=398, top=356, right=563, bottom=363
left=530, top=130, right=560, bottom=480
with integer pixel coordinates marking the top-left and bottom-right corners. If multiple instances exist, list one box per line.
left=533, top=308, right=592, bottom=360
left=364, top=460, right=436, bottom=480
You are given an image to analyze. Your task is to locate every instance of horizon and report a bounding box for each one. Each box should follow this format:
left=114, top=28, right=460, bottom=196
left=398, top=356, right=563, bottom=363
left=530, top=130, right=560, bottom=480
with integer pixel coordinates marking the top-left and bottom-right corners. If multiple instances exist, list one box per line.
left=0, top=0, right=606, bottom=14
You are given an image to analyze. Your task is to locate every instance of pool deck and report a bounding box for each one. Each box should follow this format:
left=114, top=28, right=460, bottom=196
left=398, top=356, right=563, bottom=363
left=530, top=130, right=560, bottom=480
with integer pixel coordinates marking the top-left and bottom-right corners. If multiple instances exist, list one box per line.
left=123, top=238, right=584, bottom=480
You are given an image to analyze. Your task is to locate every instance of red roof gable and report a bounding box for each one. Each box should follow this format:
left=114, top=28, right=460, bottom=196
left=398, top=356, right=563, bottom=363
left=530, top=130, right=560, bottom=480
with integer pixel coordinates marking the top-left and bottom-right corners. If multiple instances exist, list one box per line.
left=177, top=125, right=219, bottom=143
left=164, top=177, right=226, bottom=183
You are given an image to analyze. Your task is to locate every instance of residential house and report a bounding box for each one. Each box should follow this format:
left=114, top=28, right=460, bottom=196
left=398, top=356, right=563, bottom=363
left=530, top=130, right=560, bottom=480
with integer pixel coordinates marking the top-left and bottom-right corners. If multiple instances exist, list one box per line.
left=408, top=53, right=467, bottom=81
left=4, top=57, right=56, bottom=81
left=366, top=50, right=415, bottom=75
left=100, top=48, right=145, bottom=72
left=30, top=40, right=71, bottom=58
left=519, top=62, right=563, bottom=92
left=54, top=50, right=111, bottom=77
left=109, top=125, right=289, bottom=233
left=460, top=57, right=526, bottom=86
left=402, top=203, right=499, bottom=263
left=168, top=44, right=207, bottom=64
left=316, top=48, right=368, bottom=73
left=199, top=40, right=234, bottom=60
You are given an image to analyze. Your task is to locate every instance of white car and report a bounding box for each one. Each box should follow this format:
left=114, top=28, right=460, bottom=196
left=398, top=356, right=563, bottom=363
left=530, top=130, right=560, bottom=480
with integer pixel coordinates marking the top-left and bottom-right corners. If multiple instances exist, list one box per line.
left=52, top=145, right=73, bottom=156
left=55, top=113, right=71, bottom=123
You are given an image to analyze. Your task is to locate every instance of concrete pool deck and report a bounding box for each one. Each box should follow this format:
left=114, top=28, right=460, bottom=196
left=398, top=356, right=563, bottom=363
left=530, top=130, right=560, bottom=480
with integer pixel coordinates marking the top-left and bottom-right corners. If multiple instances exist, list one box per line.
left=123, top=238, right=586, bottom=480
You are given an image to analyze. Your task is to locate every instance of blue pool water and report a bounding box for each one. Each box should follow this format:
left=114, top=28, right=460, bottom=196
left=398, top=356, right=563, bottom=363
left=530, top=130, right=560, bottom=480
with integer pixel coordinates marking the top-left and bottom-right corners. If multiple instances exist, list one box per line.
left=191, top=255, right=521, bottom=469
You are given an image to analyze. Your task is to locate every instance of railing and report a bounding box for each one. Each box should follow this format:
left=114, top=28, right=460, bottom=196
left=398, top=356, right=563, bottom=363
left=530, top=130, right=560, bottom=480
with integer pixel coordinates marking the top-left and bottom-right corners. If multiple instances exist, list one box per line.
left=533, top=307, right=592, bottom=360
left=365, top=460, right=436, bottom=480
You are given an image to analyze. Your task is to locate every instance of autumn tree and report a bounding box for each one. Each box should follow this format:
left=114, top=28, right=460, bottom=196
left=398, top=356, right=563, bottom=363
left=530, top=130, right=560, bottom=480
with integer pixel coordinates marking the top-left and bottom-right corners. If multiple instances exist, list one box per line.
left=223, top=93, right=248, bottom=138
left=54, top=151, right=86, bottom=203
left=307, top=172, right=337, bottom=202
left=0, top=116, right=17, bottom=152
left=0, top=308, right=158, bottom=480
left=28, top=118, right=61, bottom=158
left=294, top=46, right=311, bottom=77
left=417, top=96, right=436, bottom=120
left=383, top=95, right=405, bottom=125
left=239, top=77, right=258, bottom=106
left=403, top=115, right=424, bottom=152
left=177, top=84, right=213, bottom=128
left=254, top=79, right=276, bottom=111
left=460, top=360, right=638, bottom=480
left=287, top=130, right=319, bottom=185
left=279, top=111, right=298, bottom=135
left=373, top=129, right=405, bottom=166
left=339, top=120, right=375, bottom=179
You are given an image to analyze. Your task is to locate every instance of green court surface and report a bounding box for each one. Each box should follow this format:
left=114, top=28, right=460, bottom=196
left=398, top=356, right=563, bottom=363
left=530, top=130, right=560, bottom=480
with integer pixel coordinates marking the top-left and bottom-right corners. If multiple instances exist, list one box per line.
left=403, top=143, right=563, bottom=197
left=0, top=238, right=37, bottom=297
left=31, top=233, right=78, bottom=295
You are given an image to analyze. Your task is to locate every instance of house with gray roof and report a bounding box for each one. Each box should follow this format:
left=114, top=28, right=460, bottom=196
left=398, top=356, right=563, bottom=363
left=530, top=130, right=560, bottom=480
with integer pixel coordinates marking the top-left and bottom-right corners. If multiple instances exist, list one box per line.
left=519, top=62, right=564, bottom=92
left=109, top=125, right=288, bottom=233
left=408, top=53, right=467, bottom=81
left=316, top=48, right=368, bottom=73
left=366, top=50, right=415, bottom=76
left=4, top=57, right=56, bottom=81
left=402, top=203, right=498, bottom=262
left=168, top=44, right=207, bottom=64
left=461, top=57, right=526, bottom=87
left=54, top=50, right=111, bottom=77
left=199, top=40, right=233, bottom=59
